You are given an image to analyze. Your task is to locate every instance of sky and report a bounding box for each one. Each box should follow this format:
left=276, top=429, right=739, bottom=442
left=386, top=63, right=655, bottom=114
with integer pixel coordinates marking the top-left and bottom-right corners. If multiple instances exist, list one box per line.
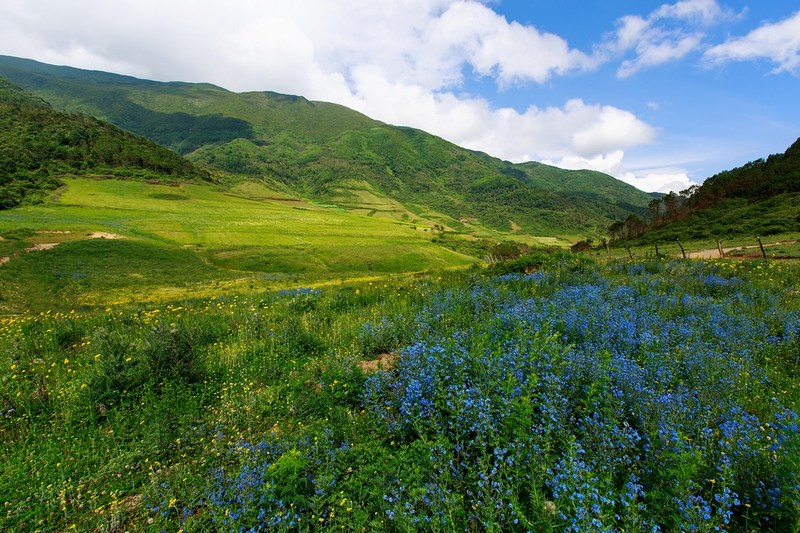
left=1, top=0, right=799, bottom=193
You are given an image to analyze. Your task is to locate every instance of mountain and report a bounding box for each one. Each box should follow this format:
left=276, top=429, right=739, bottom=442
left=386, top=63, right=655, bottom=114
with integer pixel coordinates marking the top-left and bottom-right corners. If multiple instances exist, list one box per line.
left=0, top=55, right=654, bottom=238
left=0, top=76, right=207, bottom=208
left=616, top=138, right=800, bottom=244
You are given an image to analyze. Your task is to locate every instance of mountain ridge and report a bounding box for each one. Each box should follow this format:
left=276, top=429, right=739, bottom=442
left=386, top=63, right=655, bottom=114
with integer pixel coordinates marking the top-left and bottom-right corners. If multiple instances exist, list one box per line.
left=0, top=55, right=654, bottom=238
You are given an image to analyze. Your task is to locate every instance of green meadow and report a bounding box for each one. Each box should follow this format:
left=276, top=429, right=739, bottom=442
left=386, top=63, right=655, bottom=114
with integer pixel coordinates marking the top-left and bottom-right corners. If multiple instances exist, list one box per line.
left=2, top=254, right=799, bottom=532
left=1, top=177, right=799, bottom=532
left=0, top=178, right=476, bottom=313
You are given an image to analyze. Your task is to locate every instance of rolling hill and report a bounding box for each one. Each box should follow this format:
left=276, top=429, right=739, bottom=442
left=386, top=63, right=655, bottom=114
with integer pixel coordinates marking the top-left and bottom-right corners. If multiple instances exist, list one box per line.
left=0, top=76, right=477, bottom=313
left=0, top=54, right=654, bottom=238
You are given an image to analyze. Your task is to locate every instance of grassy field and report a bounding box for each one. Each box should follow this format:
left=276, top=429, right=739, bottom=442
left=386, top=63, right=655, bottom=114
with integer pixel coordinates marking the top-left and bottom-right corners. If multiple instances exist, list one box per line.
left=0, top=178, right=478, bottom=313
left=2, top=175, right=800, bottom=531
left=1, top=255, right=799, bottom=531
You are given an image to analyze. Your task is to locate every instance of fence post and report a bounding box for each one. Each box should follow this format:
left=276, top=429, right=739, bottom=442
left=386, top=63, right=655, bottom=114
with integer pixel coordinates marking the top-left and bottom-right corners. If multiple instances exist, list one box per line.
left=756, top=236, right=767, bottom=259
left=716, top=239, right=724, bottom=259
left=676, top=239, right=686, bottom=259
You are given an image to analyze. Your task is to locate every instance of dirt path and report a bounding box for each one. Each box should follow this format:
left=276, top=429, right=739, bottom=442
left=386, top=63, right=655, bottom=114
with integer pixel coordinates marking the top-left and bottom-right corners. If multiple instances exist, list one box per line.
left=685, top=240, right=798, bottom=259
left=88, top=232, right=122, bottom=239
left=26, top=243, right=60, bottom=252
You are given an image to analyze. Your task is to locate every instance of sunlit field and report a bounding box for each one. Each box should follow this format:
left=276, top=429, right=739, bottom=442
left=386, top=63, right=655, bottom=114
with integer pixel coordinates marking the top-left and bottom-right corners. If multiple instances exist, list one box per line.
left=2, top=255, right=799, bottom=531
left=0, top=178, right=475, bottom=313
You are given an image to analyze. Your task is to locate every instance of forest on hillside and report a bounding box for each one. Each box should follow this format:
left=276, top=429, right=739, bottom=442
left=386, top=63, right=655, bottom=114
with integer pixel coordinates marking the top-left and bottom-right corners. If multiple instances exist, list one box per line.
left=607, top=138, right=800, bottom=243
left=0, top=77, right=207, bottom=209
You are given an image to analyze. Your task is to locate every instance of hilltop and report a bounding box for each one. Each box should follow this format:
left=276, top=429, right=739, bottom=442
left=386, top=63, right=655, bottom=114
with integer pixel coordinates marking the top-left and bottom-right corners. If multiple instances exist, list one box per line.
left=0, top=55, right=654, bottom=238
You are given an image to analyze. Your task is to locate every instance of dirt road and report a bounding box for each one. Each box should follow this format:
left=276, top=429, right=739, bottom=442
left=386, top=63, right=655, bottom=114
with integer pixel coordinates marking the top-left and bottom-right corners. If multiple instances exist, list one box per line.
left=685, top=240, right=798, bottom=259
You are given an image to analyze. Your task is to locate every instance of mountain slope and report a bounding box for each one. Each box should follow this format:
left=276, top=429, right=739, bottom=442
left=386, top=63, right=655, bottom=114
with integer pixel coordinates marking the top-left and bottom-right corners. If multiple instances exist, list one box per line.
left=0, top=55, right=654, bottom=238
left=688, top=137, right=800, bottom=207
left=621, top=138, right=800, bottom=244
left=0, top=76, right=207, bottom=208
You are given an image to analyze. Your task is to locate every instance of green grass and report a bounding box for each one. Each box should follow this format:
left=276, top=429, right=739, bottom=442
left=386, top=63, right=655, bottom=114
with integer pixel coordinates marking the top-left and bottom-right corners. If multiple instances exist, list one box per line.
left=1, top=257, right=799, bottom=531
left=0, top=178, right=476, bottom=313
left=0, top=238, right=235, bottom=312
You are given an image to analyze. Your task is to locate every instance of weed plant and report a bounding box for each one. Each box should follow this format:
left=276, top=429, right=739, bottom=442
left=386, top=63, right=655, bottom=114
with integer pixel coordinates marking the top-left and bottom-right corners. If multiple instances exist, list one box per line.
left=1, top=258, right=799, bottom=531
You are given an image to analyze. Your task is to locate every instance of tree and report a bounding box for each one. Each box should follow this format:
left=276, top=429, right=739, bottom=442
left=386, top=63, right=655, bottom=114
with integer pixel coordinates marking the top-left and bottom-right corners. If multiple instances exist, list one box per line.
left=648, top=198, right=662, bottom=224
left=662, top=192, right=679, bottom=222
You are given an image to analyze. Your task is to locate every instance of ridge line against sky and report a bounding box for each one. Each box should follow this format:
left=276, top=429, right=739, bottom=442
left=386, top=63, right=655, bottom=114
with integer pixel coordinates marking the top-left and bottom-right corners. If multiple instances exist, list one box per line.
left=1, top=0, right=798, bottom=193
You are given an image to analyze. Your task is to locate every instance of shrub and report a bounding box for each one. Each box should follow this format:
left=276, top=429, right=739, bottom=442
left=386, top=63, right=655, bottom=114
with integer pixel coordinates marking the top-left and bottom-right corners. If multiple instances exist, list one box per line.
left=141, top=321, right=204, bottom=385
left=356, top=316, right=410, bottom=357
left=84, top=326, right=143, bottom=412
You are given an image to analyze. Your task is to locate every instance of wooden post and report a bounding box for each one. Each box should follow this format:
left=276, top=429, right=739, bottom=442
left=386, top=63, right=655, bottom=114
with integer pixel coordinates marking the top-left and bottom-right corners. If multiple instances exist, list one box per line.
left=756, top=236, right=767, bottom=259
left=676, top=239, right=686, bottom=259
left=655, top=243, right=660, bottom=258
left=625, top=245, right=633, bottom=260
left=716, top=240, right=724, bottom=259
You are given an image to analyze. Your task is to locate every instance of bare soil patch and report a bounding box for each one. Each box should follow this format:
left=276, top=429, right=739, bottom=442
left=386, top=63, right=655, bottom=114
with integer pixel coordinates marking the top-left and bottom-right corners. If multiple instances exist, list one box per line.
left=89, top=232, right=123, bottom=239
left=26, top=243, right=60, bottom=252
left=359, top=353, right=396, bottom=373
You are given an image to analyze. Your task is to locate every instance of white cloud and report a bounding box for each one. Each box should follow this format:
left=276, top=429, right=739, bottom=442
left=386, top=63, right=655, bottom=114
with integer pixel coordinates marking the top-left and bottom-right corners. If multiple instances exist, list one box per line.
left=704, top=10, right=800, bottom=73
left=654, top=0, right=725, bottom=24
left=634, top=172, right=695, bottom=193
left=0, top=0, right=599, bottom=96
left=602, top=0, right=732, bottom=77
left=431, top=1, right=597, bottom=86
left=617, top=34, right=702, bottom=78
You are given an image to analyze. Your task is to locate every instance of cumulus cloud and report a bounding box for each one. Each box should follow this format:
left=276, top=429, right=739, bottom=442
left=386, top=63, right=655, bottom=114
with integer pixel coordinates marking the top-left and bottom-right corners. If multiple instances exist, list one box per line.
left=704, top=10, right=800, bottom=73
left=430, top=1, right=597, bottom=86
left=0, top=1, right=599, bottom=105
left=602, top=0, right=734, bottom=78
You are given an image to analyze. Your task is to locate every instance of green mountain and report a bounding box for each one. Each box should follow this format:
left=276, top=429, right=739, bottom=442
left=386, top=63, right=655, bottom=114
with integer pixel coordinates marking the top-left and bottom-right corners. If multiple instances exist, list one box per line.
left=618, top=138, right=800, bottom=244
left=0, top=55, right=654, bottom=238
left=0, top=76, right=207, bottom=208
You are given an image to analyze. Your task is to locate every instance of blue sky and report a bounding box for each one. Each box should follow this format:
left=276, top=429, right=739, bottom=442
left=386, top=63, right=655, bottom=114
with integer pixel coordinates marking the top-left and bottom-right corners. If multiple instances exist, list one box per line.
left=1, top=0, right=798, bottom=192
left=483, top=0, right=800, bottom=189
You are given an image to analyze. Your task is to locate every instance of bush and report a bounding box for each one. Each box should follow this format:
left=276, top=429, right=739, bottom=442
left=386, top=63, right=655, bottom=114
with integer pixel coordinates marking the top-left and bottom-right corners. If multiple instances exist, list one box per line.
left=356, top=316, right=410, bottom=357
left=141, top=322, right=204, bottom=385
left=84, top=326, right=143, bottom=411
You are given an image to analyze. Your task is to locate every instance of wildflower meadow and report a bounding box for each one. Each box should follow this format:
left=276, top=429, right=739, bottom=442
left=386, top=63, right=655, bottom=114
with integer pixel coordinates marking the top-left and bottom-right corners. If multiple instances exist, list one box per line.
left=1, top=255, right=799, bottom=531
